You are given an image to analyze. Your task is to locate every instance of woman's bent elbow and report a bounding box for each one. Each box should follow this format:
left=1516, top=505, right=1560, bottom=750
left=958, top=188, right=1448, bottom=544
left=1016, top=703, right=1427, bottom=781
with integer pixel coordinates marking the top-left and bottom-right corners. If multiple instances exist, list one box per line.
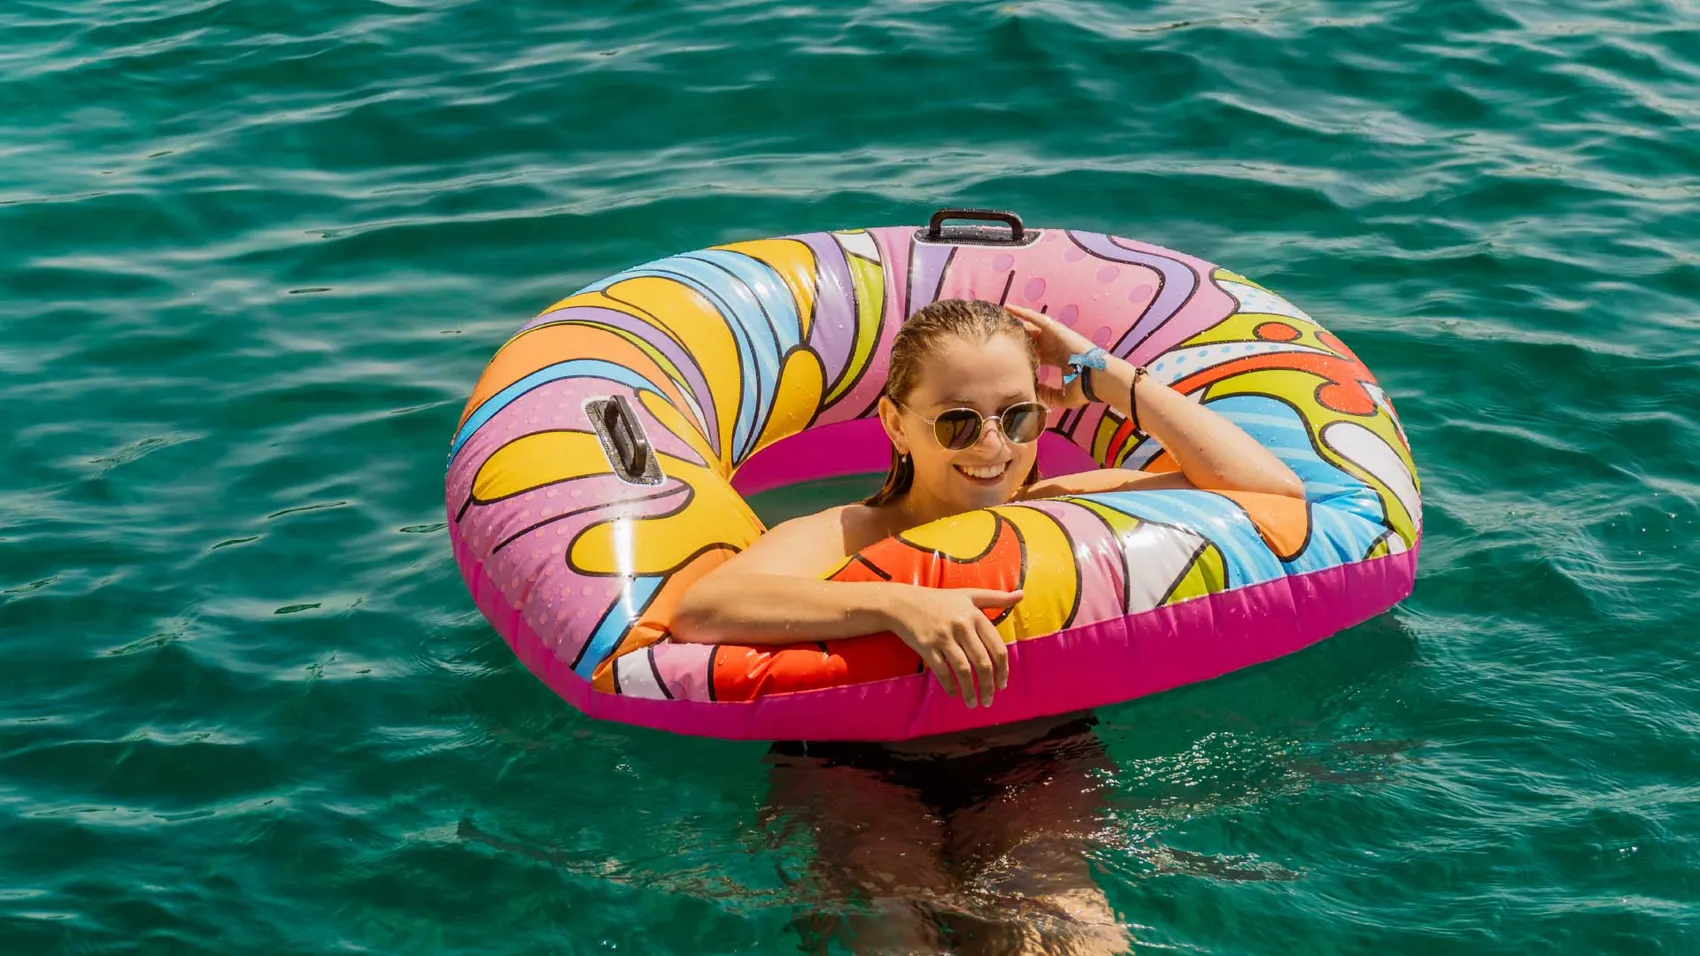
left=668, top=591, right=723, bottom=644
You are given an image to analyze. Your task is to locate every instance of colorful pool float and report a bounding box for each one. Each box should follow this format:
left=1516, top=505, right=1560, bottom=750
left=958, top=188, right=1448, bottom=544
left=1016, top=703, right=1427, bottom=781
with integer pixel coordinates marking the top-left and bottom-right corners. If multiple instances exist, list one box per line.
left=447, top=209, right=1422, bottom=741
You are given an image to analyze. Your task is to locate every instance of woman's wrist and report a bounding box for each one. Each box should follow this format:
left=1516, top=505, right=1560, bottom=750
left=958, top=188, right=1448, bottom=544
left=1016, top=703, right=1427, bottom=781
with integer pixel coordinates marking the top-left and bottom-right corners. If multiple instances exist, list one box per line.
left=866, top=581, right=914, bottom=635
left=1095, top=355, right=1140, bottom=389
left=1088, top=355, right=1153, bottom=432
left=1063, top=346, right=1108, bottom=398
left=1076, top=352, right=1123, bottom=403
left=1080, top=367, right=1101, bottom=404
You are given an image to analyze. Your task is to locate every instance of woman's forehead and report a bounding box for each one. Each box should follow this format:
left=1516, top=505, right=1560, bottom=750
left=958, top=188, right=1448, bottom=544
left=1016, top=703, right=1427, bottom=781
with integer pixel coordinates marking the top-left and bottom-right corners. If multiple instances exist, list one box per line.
left=908, top=334, right=1035, bottom=408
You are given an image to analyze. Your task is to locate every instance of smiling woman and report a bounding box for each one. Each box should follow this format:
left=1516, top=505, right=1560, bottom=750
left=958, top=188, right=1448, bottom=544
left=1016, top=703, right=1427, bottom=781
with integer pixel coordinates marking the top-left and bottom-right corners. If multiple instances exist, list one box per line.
left=445, top=209, right=1423, bottom=742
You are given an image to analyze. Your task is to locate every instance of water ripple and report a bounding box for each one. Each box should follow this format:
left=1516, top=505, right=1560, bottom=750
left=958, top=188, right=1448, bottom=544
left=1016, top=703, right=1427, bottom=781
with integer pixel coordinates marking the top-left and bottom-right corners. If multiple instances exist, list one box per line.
left=3, top=0, right=1698, bottom=951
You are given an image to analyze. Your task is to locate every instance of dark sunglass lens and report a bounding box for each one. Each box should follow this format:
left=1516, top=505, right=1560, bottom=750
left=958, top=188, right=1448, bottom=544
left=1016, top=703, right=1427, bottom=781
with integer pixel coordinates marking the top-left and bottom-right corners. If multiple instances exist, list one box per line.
left=1001, top=403, right=1046, bottom=443
left=935, top=410, right=982, bottom=450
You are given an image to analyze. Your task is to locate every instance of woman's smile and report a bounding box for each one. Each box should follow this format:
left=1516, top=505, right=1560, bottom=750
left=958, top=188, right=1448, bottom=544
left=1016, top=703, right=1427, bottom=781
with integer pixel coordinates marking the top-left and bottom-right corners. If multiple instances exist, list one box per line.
left=953, top=461, right=1011, bottom=484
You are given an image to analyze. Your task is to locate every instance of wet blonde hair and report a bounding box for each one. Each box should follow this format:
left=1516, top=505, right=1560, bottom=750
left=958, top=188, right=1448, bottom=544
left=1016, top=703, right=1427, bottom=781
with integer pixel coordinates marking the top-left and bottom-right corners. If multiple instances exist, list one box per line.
left=864, top=299, right=1041, bottom=507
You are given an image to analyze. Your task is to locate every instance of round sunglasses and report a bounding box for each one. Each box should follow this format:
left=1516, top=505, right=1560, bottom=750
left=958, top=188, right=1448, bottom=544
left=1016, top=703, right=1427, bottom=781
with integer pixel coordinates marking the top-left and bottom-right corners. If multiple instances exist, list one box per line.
left=897, top=400, right=1048, bottom=450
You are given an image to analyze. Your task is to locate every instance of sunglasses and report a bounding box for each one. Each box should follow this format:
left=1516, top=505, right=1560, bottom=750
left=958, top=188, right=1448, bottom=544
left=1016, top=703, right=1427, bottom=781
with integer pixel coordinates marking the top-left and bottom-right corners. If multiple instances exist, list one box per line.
left=897, top=400, right=1048, bottom=450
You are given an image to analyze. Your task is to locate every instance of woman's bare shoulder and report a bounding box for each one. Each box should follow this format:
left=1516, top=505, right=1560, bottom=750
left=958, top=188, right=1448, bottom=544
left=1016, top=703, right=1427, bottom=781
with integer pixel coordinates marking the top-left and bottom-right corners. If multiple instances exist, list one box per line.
left=833, top=502, right=897, bottom=554
left=780, top=503, right=893, bottom=554
left=723, top=504, right=888, bottom=576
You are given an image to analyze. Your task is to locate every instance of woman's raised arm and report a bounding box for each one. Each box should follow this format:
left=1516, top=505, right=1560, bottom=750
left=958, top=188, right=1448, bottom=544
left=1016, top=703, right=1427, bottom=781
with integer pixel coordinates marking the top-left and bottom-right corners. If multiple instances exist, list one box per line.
left=1009, top=304, right=1304, bottom=500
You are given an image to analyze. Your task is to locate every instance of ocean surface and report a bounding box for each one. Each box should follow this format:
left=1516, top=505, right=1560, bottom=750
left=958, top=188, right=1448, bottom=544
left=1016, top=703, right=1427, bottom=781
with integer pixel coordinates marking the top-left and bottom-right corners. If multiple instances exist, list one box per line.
left=4, top=0, right=1698, bottom=952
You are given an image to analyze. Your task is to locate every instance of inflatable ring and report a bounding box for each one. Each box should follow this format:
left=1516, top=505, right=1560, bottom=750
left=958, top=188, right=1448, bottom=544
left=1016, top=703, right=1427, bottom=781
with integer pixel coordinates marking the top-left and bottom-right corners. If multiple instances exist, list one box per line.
left=447, top=209, right=1421, bottom=740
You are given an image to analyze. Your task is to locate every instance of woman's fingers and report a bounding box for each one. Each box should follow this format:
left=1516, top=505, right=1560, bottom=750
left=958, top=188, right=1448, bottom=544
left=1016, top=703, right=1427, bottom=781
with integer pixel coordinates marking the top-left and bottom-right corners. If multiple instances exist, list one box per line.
left=967, top=588, right=1024, bottom=609
left=921, top=646, right=957, bottom=699
left=975, top=615, right=1010, bottom=692
left=955, top=620, right=996, bottom=708
left=1008, top=306, right=1065, bottom=355
left=937, top=641, right=978, bottom=707
left=903, top=589, right=1020, bottom=707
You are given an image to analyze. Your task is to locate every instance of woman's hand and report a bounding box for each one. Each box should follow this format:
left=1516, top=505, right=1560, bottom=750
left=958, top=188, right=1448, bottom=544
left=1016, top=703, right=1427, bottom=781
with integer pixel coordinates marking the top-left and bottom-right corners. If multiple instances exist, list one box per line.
left=886, top=585, right=1021, bottom=708
left=1006, top=304, right=1101, bottom=408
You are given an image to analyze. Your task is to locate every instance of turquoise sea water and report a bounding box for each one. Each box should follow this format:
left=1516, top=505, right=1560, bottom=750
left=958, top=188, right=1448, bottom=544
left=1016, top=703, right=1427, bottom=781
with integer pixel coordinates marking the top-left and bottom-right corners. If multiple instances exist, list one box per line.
left=5, top=0, right=1699, bottom=952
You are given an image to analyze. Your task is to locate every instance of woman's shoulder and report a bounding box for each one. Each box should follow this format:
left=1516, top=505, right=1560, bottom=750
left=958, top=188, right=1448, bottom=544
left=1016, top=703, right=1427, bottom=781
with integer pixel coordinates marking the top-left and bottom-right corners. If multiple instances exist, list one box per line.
left=770, top=503, right=889, bottom=554
left=736, top=503, right=889, bottom=573
left=780, top=502, right=901, bottom=552
left=835, top=502, right=897, bottom=554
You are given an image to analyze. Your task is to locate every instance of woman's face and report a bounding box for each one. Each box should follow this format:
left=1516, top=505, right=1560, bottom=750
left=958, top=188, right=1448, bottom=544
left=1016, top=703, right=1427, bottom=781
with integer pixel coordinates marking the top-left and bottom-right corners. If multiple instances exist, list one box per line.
left=880, top=332, right=1041, bottom=516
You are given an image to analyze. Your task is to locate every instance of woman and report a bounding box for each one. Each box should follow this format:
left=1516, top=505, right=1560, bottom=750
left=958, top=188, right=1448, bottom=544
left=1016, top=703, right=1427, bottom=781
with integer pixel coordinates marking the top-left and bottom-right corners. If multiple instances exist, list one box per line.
left=674, top=299, right=1304, bottom=952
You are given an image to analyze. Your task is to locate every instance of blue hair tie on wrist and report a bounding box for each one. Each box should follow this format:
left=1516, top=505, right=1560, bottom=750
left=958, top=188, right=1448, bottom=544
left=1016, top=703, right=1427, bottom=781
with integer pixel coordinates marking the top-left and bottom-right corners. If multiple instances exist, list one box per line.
left=1062, top=346, right=1109, bottom=386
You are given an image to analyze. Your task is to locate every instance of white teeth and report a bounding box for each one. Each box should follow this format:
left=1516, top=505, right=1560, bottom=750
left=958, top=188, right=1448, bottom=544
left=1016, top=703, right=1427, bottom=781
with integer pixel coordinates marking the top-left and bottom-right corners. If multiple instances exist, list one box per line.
left=957, top=463, right=1007, bottom=480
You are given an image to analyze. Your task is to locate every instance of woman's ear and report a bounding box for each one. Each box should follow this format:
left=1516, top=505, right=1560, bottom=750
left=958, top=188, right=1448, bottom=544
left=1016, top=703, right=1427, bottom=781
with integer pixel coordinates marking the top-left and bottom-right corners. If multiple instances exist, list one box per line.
left=876, top=396, right=908, bottom=456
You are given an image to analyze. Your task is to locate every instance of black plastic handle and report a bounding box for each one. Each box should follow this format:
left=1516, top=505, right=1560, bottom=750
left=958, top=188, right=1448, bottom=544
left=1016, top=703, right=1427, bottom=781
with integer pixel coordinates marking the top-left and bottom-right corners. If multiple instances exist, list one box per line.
left=920, top=208, right=1028, bottom=245
left=592, top=394, right=661, bottom=484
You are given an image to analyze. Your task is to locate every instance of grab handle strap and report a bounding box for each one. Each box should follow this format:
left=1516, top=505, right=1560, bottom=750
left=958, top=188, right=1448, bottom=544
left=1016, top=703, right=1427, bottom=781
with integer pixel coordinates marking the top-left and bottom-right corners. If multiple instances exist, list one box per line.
left=591, top=394, right=663, bottom=484
left=920, top=208, right=1028, bottom=245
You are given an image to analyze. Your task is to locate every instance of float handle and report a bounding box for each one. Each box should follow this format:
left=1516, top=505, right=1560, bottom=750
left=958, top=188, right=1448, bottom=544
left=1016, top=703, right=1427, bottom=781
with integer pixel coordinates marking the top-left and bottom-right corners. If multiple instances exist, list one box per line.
left=921, top=208, right=1027, bottom=245
left=592, top=394, right=661, bottom=484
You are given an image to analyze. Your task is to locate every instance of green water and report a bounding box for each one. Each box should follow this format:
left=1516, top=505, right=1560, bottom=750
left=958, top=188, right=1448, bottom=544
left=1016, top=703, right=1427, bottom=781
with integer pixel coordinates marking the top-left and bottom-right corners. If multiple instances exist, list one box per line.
left=745, top=475, right=886, bottom=527
left=4, top=0, right=1698, bottom=952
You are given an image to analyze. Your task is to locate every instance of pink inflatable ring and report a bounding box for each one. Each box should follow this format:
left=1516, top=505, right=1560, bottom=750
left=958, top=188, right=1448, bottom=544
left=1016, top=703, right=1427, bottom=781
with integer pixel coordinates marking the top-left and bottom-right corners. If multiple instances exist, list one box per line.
left=447, top=209, right=1421, bottom=740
